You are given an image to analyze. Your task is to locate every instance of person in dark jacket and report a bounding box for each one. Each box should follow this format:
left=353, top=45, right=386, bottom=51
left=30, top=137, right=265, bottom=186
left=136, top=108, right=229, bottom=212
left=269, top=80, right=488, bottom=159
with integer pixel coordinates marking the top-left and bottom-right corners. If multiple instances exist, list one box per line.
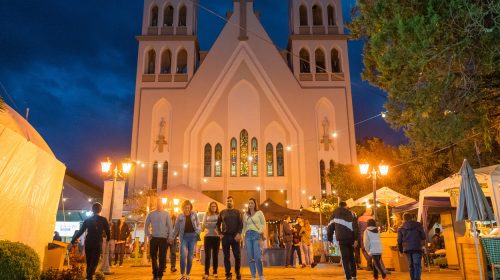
left=112, top=215, right=130, bottom=266
left=397, top=213, right=426, bottom=280
left=281, top=215, right=293, bottom=267
left=53, top=231, right=62, bottom=241
left=71, top=203, right=110, bottom=280
left=327, top=201, right=358, bottom=280
left=217, top=196, right=243, bottom=280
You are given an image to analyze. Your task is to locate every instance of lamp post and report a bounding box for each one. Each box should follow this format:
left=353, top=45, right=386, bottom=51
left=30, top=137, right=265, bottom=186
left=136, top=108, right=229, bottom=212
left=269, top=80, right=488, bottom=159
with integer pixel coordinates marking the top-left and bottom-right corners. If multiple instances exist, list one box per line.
left=100, top=157, right=132, bottom=274
left=311, top=196, right=322, bottom=241
left=359, top=162, right=389, bottom=221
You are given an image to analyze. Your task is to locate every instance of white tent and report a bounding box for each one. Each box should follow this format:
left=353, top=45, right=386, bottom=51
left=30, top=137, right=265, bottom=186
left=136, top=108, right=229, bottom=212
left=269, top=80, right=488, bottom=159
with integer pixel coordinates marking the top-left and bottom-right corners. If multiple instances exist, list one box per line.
left=417, top=164, right=500, bottom=227
left=0, top=104, right=66, bottom=261
left=353, top=186, right=416, bottom=207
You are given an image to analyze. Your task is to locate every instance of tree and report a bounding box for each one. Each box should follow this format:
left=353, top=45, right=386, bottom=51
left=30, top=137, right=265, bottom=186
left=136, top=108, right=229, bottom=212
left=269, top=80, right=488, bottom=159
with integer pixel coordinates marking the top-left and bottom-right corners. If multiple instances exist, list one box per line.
left=350, top=0, right=500, bottom=157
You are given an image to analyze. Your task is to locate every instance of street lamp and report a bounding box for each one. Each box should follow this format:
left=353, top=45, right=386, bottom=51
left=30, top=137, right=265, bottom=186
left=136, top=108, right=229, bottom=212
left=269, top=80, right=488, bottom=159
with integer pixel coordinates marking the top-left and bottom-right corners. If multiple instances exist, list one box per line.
left=359, top=161, right=388, bottom=221
left=100, top=157, right=132, bottom=274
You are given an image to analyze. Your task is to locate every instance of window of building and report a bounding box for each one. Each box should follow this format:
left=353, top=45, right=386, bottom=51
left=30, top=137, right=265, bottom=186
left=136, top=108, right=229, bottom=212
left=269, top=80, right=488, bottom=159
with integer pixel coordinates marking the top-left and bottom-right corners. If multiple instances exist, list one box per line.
left=299, top=48, right=311, bottom=73
left=145, top=49, right=156, bottom=74
left=331, top=48, right=341, bottom=72
left=204, top=143, right=212, bottom=177
left=327, top=5, right=335, bottom=26
left=230, top=138, right=237, bottom=177
left=315, top=49, right=326, bottom=73
left=215, top=143, right=222, bottom=177
left=240, top=130, right=249, bottom=176
left=266, top=143, right=274, bottom=176
left=152, top=161, right=158, bottom=189
left=320, top=160, right=326, bottom=198
left=178, top=5, right=187, bottom=26
left=276, top=143, right=284, bottom=176
left=177, top=49, right=188, bottom=74
left=151, top=6, right=159, bottom=27
left=251, top=137, right=258, bottom=176
left=162, top=161, right=168, bottom=190
left=161, top=49, right=171, bottom=74
left=299, top=5, right=308, bottom=26
left=312, top=5, right=323, bottom=26
left=164, top=5, right=174, bottom=26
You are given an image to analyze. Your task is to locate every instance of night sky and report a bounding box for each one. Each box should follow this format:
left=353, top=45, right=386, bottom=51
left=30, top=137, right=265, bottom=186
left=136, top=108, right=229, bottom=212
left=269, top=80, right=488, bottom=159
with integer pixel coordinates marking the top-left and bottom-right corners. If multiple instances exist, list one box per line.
left=0, top=0, right=405, bottom=185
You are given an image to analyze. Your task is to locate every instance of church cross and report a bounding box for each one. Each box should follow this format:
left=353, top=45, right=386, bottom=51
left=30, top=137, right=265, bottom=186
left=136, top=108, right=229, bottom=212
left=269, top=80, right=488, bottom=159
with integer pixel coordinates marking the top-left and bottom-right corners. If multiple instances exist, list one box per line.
left=156, top=135, right=168, bottom=153
left=238, top=0, right=248, bottom=41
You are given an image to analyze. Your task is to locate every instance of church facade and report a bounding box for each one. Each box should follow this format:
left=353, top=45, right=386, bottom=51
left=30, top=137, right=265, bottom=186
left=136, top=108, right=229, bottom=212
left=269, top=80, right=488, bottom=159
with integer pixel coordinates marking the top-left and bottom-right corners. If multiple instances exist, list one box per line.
left=130, top=0, right=357, bottom=209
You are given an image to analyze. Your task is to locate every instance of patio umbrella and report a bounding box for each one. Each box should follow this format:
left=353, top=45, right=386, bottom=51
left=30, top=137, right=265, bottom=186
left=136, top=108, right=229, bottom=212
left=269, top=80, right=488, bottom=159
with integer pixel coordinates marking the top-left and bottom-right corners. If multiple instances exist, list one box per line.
left=456, top=159, right=495, bottom=280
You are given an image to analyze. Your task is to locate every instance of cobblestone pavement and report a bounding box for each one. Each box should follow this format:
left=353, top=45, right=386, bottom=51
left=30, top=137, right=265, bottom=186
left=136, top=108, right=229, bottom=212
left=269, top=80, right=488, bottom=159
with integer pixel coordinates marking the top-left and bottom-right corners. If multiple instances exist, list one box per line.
left=103, top=260, right=462, bottom=280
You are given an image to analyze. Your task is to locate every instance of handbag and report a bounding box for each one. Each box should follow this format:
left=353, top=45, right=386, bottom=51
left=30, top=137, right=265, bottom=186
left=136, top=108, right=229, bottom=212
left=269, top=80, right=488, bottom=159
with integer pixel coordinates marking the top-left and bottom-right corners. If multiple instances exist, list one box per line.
left=248, top=214, right=266, bottom=241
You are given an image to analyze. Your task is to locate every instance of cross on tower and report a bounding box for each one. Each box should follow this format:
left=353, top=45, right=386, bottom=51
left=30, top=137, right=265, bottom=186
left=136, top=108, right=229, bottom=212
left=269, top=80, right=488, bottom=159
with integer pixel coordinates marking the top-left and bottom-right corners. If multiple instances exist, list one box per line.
left=238, top=0, right=248, bottom=41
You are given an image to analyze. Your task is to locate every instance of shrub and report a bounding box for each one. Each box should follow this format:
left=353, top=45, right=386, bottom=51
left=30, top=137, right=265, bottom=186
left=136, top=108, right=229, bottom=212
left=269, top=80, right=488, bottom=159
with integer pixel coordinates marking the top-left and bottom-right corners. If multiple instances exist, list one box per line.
left=40, top=266, right=84, bottom=280
left=0, top=240, right=40, bottom=280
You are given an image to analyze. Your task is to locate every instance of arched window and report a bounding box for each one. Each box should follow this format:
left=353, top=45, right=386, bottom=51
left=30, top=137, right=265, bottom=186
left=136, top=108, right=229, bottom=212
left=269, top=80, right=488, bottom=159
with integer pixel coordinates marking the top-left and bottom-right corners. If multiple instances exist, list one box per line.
left=177, top=49, right=188, bottom=74
left=161, top=49, right=171, bottom=74
left=276, top=143, right=284, bottom=176
left=164, top=5, right=174, bottom=26
left=204, top=143, right=212, bottom=177
left=299, top=5, right=308, bottom=26
left=240, top=130, right=249, bottom=176
left=151, top=6, right=159, bottom=27
left=315, top=49, right=326, bottom=73
left=162, top=161, right=168, bottom=190
left=230, top=138, right=237, bottom=177
left=215, top=143, right=222, bottom=177
left=251, top=137, right=258, bottom=176
left=327, top=5, right=335, bottom=26
left=320, top=160, right=326, bottom=198
left=266, top=143, right=274, bottom=176
left=152, top=161, right=158, bottom=189
left=331, top=48, right=341, bottom=72
left=312, top=5, right=323, bottom=26
left=145, top=49, right=156, bottom=74
left=178, top=5, right=187, bottom=26
left=299, top=48, right=311, bottom=73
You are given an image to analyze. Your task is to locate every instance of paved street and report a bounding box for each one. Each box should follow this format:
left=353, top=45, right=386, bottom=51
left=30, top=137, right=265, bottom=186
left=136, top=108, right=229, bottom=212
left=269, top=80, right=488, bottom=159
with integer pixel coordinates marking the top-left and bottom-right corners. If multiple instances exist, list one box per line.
left=104, top=260, right=462, bottom=280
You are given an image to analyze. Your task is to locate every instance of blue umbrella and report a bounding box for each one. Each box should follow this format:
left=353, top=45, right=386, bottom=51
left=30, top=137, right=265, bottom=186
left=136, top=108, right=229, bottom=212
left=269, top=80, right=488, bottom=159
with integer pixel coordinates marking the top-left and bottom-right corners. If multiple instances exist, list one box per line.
left=456, top=159, right=494, bottom=280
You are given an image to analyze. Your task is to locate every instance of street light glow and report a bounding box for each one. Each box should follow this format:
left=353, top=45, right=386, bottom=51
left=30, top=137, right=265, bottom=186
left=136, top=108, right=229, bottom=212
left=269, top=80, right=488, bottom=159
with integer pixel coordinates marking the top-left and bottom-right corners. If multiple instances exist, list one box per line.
left=101, top=158, right=111, bottom=173
left=122, top=161, right=132, bottom=174
left=183, top=163, right=188, bottom=168
left=286, top=145, right=292, bottom=151
left=332, top=131, right=338, bottom=138
left=379, top=163, right=389, bottom=176
left=173, top=171, right=178, bottom=176
left=359, top=163, right=370, bottom=175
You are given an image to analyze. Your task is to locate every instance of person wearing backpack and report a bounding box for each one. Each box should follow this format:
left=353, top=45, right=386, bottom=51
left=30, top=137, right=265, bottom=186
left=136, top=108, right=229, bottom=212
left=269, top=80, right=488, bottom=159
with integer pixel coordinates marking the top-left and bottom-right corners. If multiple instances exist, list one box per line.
left=363, top=219, right=388, bottom=280
left=242, top=198, right=266, bottom=280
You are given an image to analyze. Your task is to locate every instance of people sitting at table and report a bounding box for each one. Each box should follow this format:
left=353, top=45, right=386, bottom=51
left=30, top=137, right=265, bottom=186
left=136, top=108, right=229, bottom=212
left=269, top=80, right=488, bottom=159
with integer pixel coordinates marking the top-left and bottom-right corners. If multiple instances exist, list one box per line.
left=430, top=228, right=445, bottom=252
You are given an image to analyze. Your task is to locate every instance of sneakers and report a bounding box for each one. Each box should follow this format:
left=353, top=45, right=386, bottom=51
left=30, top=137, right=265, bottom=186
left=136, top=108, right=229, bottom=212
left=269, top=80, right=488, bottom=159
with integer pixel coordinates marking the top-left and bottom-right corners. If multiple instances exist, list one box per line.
left=171, top=268, right=178, bottom=273
left=236, top=274, right=242, bottom=280
left=311, top=262, right=317, bottom=268
left=203, top=275, right=209, bottom=280
left=186, top=275, right=191, bottom=280
left=225, top=275, right=232, bottom=280
left=213, top=274, right=218, bottom=279
left=178, top=275, right=185, bottom=280
left=301, top=264, right=306, bottom=268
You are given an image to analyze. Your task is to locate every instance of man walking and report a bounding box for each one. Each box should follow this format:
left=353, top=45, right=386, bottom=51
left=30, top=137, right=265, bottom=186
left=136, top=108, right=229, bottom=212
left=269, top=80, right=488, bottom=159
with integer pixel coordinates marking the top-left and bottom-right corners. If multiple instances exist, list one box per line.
left=217, top=196, right=243, bottom=280
left=166, top=211, right=178, bottom=273
left=327, top=201, right=358, bottom=280
left=145, top=198, right=174, bottom=280
left=112, top=215, right=130, bottom=267
left=71, top=203, right=110, bottom=280
left=397, top=213, right=426, bottom=280
left=281, top=215, right=293, bottom=268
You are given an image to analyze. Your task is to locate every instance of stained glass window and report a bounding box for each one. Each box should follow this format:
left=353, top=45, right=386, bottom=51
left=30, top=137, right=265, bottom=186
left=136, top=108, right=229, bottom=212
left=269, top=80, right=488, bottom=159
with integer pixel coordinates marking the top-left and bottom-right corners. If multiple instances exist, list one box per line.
left=251, top=137, right=258, bottom=176
left=320, top=160, right=326, bottom=198
left=215, top=143, right=222, bottom=177
left=162, top=161, right=168, bottom=190
left=152, top=161, right=158, bottom=190
left=204, top=143, right=212, bottom=177
left=240, top=130, right=249, bottom=176
left=230, top=138, right=237, bottom=177
left=277, top=143, right=284, bottom=176
left=266, top=143, right=274, bottom=176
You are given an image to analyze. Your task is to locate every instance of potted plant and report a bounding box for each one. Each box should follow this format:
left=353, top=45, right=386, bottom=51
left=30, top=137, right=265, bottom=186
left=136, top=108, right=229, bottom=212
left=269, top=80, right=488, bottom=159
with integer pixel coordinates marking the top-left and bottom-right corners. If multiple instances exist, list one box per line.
left=312, top=241, right=323, bottom=263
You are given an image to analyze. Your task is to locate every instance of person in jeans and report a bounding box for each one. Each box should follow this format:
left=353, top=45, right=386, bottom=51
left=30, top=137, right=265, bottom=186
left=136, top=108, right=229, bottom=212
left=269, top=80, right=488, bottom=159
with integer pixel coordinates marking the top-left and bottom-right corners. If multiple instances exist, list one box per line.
left=202, top=201, right=220, bottom=279
left=174, top=200, right=201, bottom=280
left=300, top=219, right=317, bottom=268
left=357, top=208, right=374, bottom=270
left=145, top=199, right=174, bottom=280
left=281, top=215, right=293, bottom=268
left=167, top=211, right=178, bottom=273
left=112, top=215, right=130, bottom=267
left=242, top=198, right=266, bottom=280
left=327, top=201, right=358, bottom=280
left=397, top=213, right=426, bottom=280
left=217, top=196, right=243, bottom=280
left=71, top=203, right=110, bottom=280
left=291, top=219, right=305, bottom=268
left=364, top=219, right=388, bottom=280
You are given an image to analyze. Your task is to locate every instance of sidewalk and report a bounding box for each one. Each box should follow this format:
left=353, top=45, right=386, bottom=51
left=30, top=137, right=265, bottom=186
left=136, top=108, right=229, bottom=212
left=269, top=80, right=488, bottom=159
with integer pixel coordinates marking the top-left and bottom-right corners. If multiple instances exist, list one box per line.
left=105, top=260, right=462, bottom=280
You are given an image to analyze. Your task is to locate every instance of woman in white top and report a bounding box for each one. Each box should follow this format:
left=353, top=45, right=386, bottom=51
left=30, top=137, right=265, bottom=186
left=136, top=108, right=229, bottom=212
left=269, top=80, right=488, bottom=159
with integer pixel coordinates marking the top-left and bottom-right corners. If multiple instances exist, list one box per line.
left=363, top=219, right=388, bottom=280
left=242, top=198, right=266, bottom=280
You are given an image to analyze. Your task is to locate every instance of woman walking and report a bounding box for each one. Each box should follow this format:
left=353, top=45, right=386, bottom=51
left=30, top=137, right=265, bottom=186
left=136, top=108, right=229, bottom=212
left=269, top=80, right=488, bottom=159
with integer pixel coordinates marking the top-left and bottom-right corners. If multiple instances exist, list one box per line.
left=364, top=219, right=389, bottom=280
left=242, top=198, right=266, bottom=280
left=174, top=200, right=201, bottom=280
left=203, top=201, right=221, bottom=279
left=300, top=219, right=317, bottom=268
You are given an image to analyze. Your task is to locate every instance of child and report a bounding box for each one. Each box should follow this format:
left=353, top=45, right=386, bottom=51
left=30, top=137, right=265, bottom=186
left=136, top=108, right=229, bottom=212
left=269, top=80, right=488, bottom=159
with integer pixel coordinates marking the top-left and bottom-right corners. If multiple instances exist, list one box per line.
left=291, top=220, right=305, bottom=268
left=363, top=219, right=388, bottom=280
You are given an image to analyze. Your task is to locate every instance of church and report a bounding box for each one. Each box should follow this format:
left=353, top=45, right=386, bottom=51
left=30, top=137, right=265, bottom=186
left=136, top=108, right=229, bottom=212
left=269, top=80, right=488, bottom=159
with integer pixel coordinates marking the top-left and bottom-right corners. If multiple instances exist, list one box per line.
left=129, top=0, right=357, bottom=210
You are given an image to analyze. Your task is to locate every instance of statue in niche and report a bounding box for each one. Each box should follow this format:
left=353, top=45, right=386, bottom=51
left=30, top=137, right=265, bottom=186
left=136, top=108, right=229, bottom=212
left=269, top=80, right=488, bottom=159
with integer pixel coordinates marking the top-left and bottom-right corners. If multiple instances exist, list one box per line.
left=154, top=117, right=168, bottom=153
left=320, top=117, right=334, bottom=151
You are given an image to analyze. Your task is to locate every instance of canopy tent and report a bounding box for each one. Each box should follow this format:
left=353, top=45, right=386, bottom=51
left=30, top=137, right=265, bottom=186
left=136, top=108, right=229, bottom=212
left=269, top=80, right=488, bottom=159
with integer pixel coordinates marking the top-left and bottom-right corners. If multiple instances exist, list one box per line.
left=0, top=104, right=66, bottom=261
left=259, top=199, right=326, bottom=224
left=417, top=164, right=500, bottom=229
left=353, top=186, right=416, bottom=207
left=159, top=184, right=226, bottom=212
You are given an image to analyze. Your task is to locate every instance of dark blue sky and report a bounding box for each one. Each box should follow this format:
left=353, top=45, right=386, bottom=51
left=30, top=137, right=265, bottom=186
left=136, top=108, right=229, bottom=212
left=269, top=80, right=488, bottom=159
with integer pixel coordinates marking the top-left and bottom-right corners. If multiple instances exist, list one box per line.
left=0, top=0, right=405, bottom=184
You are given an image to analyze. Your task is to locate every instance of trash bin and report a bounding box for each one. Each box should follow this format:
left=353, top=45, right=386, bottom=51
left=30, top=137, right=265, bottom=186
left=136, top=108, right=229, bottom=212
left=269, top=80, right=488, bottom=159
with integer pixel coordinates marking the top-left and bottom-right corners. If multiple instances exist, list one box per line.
left=43, top=240, right=68, bottom=270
